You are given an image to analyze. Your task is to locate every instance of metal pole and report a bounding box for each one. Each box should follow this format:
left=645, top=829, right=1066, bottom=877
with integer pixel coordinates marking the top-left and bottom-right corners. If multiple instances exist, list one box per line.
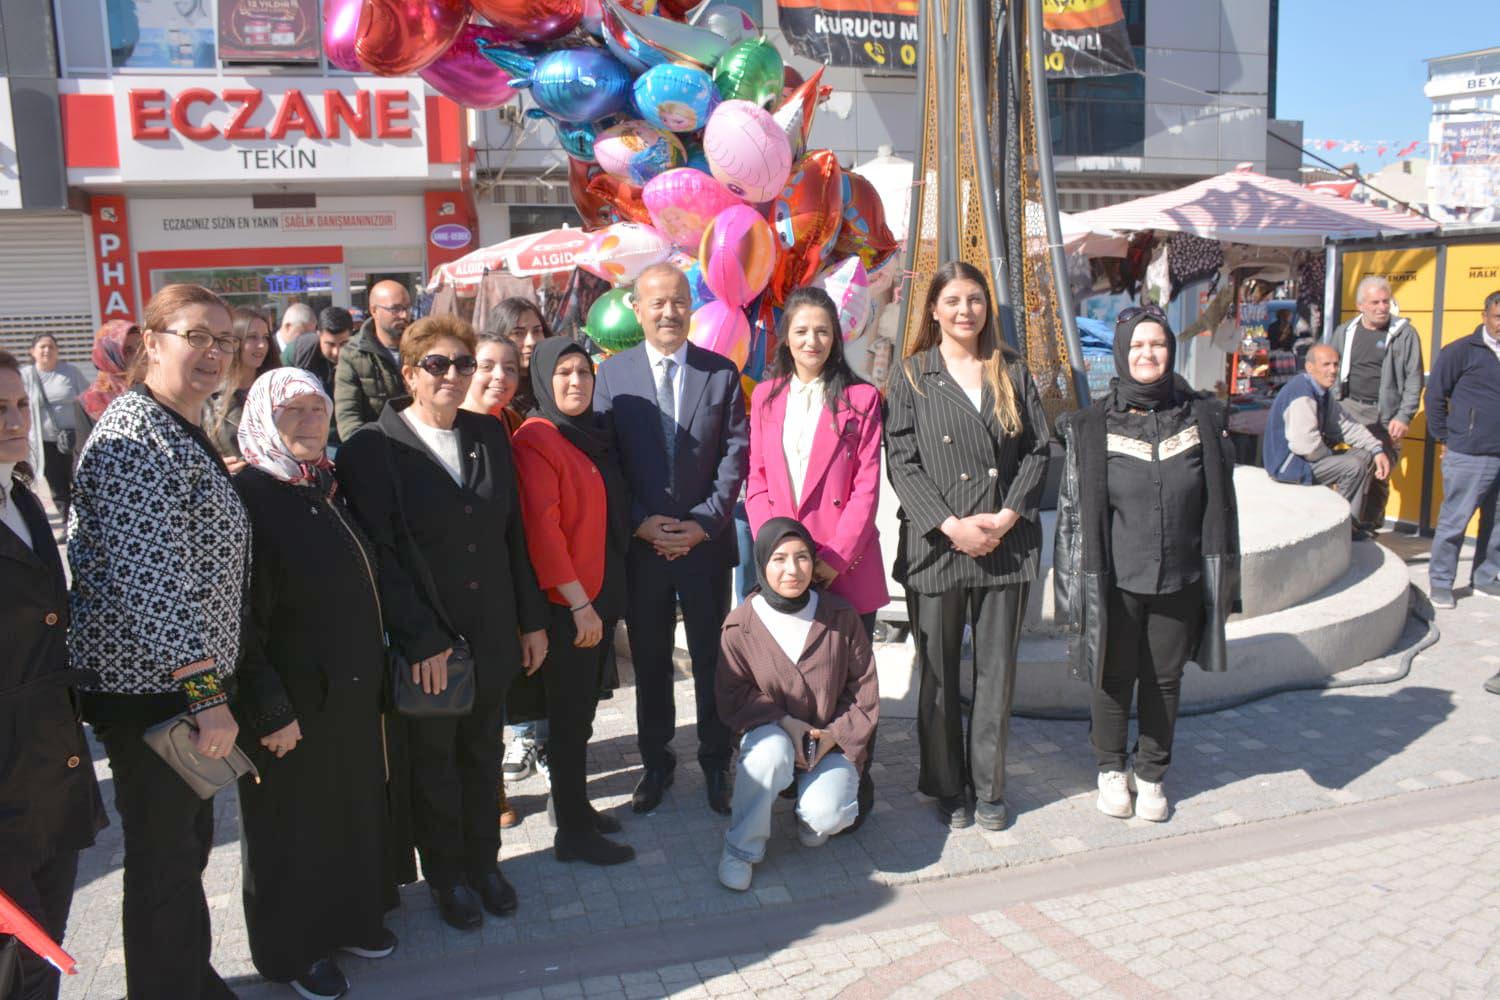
left=1023, top=0, right=1090, bottom=405
left=967, top=0, right=1018, bottom=349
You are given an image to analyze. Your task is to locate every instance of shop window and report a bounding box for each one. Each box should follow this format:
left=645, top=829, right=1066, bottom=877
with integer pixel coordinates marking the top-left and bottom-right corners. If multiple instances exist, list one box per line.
left=107, top=0, right=217, bottom=70
left=510, top=205, right=583, bottom=236
left=54, top=1, right=112, bottom=74
left=1045, top=0, right=1146, bottom=157
left=152, top=264, right=334, bottom=321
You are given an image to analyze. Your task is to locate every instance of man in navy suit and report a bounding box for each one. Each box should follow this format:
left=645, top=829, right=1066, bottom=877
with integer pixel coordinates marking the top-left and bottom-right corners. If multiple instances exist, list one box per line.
left=595, top=264, right=749, bottom=814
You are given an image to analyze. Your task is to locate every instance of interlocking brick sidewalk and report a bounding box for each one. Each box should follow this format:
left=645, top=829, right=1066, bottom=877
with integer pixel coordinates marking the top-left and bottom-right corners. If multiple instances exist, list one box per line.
left=55, top=540, right=1500, bottom=999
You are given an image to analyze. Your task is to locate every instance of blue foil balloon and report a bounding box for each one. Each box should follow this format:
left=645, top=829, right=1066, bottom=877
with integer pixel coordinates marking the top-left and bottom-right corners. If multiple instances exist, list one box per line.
left=684, top=261, right=717, bottom=311
left=479, top=42, right=633, bottom=124
left=529, top=110, right=599, bottom=162
left=632, top=63, right=718, bottom=134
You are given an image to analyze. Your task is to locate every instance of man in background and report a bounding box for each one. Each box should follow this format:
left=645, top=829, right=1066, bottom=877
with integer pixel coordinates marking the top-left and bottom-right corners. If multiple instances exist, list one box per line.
left=334, top=281, right=410, bottom=440
left=276, top=302, right=319, bottom=363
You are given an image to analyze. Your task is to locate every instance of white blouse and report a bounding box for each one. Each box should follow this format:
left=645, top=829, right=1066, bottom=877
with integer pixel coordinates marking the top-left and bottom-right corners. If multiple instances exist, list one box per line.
left=400, top=408, right=464, bottom=486
left=0, top=465, right=31, bottom=551
left=781, top=376, right=824, bottom=504
left=751, top=590, right=820, bottom=664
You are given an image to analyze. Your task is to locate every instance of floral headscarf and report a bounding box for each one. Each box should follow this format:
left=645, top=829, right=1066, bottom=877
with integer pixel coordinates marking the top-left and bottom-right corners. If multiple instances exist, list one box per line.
left=237, top=368, right=334, bottom=488
left=79, top=319, right=139, bottom=420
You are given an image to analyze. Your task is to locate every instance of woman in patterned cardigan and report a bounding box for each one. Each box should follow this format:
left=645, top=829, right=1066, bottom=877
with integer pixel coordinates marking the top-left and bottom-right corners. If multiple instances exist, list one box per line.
left=68, top=283, right=250, bottom=1000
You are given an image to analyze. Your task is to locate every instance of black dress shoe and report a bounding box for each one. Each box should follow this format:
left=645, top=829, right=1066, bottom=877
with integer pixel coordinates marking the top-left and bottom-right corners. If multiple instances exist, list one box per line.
left=292, top=957, right=349, bottom=1000
left=590, top=807, right=623, bottom=834
left=976, top=798, right=1009, bottom=831
left=936, top=794, right=973, bottom=829
left=470, top=870, right=519, bottom=918
left=431, top=883, right=483, bottom=931
left=555, top=828, right=636, bottom=866
left=704, top=768, right=732, bottom=816
left=632, top=767, right=675, bottom=813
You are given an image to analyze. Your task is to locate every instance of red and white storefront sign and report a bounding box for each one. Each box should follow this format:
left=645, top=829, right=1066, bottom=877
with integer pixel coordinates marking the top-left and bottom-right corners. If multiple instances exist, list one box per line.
left=89, top=195, right=138, bottom=323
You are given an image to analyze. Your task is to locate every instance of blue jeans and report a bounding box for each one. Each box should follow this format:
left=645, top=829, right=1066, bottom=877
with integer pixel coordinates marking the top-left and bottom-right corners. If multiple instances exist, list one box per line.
left=1430, top=450, right=1500, bottom=591
left=733, top=501, right=755, bottom=604
left=723, top=724, right=859, bottom=863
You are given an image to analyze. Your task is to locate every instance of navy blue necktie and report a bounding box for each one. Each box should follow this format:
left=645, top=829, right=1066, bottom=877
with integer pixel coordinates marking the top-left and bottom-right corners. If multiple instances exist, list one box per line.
left=656, top=357, right=677, bottom=470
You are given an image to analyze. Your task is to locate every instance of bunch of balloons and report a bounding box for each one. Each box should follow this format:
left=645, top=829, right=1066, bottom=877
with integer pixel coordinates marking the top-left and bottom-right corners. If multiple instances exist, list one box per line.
left=324, top=0, right=899, bottom=369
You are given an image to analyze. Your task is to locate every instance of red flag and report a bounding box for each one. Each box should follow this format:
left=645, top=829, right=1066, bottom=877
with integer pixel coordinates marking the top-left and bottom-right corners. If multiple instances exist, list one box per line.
left=1323, top=140, right=1339, bottom=151
left=1396, top=140, right=1419, bottom=158
left=0, top=890, right=77, bottom=976
left=1377, top=144, right=1387, bottom=157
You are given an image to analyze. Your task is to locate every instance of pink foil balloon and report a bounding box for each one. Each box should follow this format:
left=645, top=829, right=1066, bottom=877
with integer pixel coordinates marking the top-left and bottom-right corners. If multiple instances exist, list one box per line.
left=355, top=0, right=470, bottom=76
left=420, top=23, right=519, bottom=109
left=642, top=168, right=742, bottom=251
left=470, top=0, right=583, bottom=44
left=698, top=205, right=775, bottom=309
left=688, top=300, right=752, bottom=370
left=703, top=100, right=793, bottom=204
left=323, top=0, right=364, bottom=71
left=576, top=222, right=675, bottom=285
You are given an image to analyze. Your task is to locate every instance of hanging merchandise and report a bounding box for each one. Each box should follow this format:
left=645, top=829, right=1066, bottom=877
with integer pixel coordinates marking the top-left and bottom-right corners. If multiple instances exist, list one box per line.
left=1165, top=233, right=1223, bottom=301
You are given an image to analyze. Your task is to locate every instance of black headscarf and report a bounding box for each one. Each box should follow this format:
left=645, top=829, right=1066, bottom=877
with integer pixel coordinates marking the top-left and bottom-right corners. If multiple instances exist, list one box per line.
left=753, top=517, right=817, bottom=614
left=1111, top=307, right=1180, bottom=412
left=527, top=337, right=633, bottom=571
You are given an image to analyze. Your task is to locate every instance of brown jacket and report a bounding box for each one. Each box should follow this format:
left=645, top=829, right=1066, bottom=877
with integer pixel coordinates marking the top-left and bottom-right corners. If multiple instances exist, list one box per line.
left=715, top=592, right=880, bottom=769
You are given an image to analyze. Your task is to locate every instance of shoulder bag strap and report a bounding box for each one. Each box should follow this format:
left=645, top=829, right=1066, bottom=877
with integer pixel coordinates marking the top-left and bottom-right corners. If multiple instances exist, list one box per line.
left=380, top=429, right=463, bottom=641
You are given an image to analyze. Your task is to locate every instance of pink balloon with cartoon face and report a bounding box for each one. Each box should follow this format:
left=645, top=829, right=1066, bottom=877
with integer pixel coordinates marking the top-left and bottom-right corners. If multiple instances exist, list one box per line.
left=702, top=100, right=793, bottom=204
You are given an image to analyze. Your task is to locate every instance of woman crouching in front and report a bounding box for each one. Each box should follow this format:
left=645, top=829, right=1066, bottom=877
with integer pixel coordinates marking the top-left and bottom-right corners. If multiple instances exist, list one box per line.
left=715, top=518, right=879, bottom=892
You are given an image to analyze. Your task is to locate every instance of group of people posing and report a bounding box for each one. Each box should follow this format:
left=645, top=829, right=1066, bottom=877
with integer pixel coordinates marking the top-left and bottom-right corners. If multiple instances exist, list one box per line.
left=14, top=260, right=1492, bottom=1000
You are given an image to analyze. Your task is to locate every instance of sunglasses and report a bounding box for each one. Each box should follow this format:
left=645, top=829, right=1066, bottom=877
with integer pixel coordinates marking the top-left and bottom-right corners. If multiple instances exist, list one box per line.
left=415, top=354, right=478, bottom=377
left=1117, top=304, right=1168, bottom=325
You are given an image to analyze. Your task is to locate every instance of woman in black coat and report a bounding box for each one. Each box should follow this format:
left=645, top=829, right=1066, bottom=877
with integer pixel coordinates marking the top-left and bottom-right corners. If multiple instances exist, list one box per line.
left=885, top=261, right=1051, bottom=833
left=336, top=315, right=549, bottom=934
left=1054, top=306, right=1240, bottom=824
left=232, top=368, right=396, bottom=1000
left=0, top=350, right=106, bottom=1000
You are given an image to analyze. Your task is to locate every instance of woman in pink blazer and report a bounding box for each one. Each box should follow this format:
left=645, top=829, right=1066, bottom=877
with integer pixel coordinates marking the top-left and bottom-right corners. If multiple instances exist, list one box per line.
left=746, top=287, right=889, bottom=637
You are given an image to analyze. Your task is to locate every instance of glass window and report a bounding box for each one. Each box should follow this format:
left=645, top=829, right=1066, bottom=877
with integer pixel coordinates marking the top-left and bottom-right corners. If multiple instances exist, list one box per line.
left=509, top=205, right=583, bottom=235
left=1045, top=0, right=1146, bottom=157
left=55, top=0, right=111, bottom=73
left=108, top=0, right=217, bottom=71
left=151, top=265, right=335, bottom=320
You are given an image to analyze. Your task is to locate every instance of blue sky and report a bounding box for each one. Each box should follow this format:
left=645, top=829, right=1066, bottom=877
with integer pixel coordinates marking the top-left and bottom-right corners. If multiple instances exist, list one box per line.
left=1276, top=2, right=1495, bottom=175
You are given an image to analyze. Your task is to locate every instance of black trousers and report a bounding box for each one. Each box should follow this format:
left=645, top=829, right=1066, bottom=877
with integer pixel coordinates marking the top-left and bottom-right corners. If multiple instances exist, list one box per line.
left=625, top=548, right=732, bottom=773
left=0, top=848, right=79, bottom=1000
left=40, top=442, right=72, bottom=518
left=542, top=605, right=610, bottom=832
left=92, top=718, right=236, bottom=1000
left=404, top=683, right=507, bottom=887
left=1090, top=585, right=1204, bottom=783
left=909, top=584, right=1027, bottom=804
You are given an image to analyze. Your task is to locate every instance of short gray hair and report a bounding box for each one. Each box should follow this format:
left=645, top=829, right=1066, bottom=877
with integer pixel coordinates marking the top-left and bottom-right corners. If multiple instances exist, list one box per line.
left=1484, top=289, right=1500, bottom=312
left=1355, top=275, right=1391, bottom=304
left=280, top=302, right=317, bottom=333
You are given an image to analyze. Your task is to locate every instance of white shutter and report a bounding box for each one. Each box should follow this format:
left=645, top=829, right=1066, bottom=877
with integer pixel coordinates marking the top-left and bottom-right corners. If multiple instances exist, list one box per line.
left=0, top=213, right=97, bottom=367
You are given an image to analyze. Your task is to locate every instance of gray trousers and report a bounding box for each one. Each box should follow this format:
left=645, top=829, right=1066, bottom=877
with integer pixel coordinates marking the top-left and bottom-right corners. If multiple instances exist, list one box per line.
left=1310, top=449, right=1374, bottom=516
left=1341, top=398, right=1399, bottom=525
left=1429, top=450, right=1500, bottom=592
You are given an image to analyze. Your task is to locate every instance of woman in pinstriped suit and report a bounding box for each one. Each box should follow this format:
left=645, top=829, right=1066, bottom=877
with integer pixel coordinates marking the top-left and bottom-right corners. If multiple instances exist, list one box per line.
left=885, top=261, right=1051, bottom=833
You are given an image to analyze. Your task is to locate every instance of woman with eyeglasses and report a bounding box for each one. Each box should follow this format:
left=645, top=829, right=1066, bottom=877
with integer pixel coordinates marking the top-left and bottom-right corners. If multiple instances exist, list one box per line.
left=68, top=283, right=250, bottom=998
left=205, top=306, right=280, bottom=472
left=336, top=315, right=549, bottom=934
left=885, top=261, right=1051, bottom=833
left=1054, top=306, right=1240, bottom=823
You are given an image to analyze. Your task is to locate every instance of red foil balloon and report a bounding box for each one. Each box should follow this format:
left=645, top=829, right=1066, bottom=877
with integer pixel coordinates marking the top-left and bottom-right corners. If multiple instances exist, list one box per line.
left=655, top=0, right=698, bottom=19
left=420, top=23, right=519, bottom=109
left=355, top=0, right=470, bottom=76
left=324, top=0, right=365, bottom=71
left=471, top=0, right=584, bottom=43
left=834, top=170, right=901, bottom=272
left=765, top=150, right=844, bottom=306
left=569, top=159, right=653, bottom=228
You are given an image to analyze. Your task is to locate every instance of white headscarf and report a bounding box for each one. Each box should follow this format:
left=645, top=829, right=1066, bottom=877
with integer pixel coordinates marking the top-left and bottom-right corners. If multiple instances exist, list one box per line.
left=238, top=368, right=333, bottom=485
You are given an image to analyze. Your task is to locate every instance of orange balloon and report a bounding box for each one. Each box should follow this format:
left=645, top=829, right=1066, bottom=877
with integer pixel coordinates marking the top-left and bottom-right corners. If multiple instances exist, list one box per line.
left=569, top=160, right=653, bottom=229
left=834, top=170, right=900, bottom=272
left=765, top=149, right=843, bottom=307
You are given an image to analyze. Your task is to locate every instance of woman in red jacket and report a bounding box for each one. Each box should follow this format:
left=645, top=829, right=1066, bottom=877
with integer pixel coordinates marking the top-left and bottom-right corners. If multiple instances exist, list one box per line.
left=511, top=338, right=634, bottom=866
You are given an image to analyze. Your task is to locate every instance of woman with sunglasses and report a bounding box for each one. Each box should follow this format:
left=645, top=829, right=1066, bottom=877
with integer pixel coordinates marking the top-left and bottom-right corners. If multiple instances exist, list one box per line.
left=205, top=306, right=279, bottom=472
left=336, top=315, right=549, bottom=934
left=68, top=283, right=249, bottom=998
left=1054, top=306, right=1240, bottom=823
left=886, top=261, right=1051, bottom=832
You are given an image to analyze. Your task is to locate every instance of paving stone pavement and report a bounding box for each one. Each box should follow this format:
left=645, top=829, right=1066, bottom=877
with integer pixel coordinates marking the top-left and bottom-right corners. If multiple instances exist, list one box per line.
left=54, top=541, right=1500, bottom=999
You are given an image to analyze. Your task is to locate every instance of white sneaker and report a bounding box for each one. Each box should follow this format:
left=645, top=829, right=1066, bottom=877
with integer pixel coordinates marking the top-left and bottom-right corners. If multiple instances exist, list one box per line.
left=534, top=745, right=551, bottom=786
left=1135, top=777, right=1169, bottom=822
left=502, top=737, right=536, bottom=783
left=1096, top=771, right=1133, bottom=818
left=718, top=851, right=753, bottom=891
left=797, top=819, right=829, bottom=848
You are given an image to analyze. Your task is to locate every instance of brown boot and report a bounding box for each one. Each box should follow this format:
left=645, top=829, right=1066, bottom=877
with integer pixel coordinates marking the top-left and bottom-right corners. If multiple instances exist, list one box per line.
left=498, top=778, right=520, bottom=829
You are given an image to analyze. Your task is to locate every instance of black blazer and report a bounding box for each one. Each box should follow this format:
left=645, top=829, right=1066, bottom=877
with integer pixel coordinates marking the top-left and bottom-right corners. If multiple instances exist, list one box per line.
left=593, top=341, right=749, bottom=571
left=0, top=481, right=106, bottom=860
left=335, top=401, right=549, bottom=697
left=885, top=346, right=1051, bottom=594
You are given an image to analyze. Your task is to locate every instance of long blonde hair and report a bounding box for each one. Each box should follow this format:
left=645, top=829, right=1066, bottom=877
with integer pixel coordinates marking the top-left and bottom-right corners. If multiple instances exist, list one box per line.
left=903, top=261, right=1021, bottom=435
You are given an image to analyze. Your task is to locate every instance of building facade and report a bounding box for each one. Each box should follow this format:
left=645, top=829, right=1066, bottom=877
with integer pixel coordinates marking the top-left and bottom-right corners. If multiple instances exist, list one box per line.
left=1425, top=47, right=1500, bottom=226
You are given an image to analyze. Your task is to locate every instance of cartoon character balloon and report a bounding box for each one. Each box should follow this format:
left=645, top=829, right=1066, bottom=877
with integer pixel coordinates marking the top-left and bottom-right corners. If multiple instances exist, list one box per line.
left=470, top=0, right=583, bottom=44
left=420, top=23, right=519, bottom=109
left=586, top=288, right=645, bottom=352
left=479, top=44, right=634, bottom=123
left=632, top=63, right=718, bottom=133
left=713, top=38, right=783, bottom=107
left=570, top=159, right=652, bottom=228
left=576, top=222, right=675, bottom=285
left=698, top=205, right=775, bottom=308
left=702, top=100, right=792, bottom=204
left=765, top=150, right=844, bottom=306
left=353, top=0, right=470, bottom=76
left=688, top=300, right=752, bottom=370
left=643, top=168, right=742, bottom=250
left=594, top=120, right=688, bottom=186
left=833, top=170, right=901, bottom=272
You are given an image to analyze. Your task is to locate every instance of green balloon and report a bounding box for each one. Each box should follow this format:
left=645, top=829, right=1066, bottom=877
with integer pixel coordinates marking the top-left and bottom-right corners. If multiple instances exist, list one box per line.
left=586, top=288, right=644, bottom=353
left=713, top=38, right=784, bottom=108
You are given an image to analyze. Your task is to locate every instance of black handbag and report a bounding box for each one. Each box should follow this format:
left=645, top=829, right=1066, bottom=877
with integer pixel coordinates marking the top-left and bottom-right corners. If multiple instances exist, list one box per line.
left=381, top=431, right=477, bottom=718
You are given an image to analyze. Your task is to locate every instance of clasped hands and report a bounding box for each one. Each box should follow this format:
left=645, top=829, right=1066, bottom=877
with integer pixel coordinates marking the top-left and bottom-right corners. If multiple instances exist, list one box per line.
left=779, top=716, right=835, bottom=771
left=941, top=508, right=1021, bottom=558
left=637, top=514, right=707, bottom=560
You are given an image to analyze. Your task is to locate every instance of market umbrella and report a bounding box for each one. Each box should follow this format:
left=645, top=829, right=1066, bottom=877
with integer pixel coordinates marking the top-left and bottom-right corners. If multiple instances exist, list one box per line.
left=429, top=228, right=593, bottom=290
left=1071, top=165, right=1437, bottom=248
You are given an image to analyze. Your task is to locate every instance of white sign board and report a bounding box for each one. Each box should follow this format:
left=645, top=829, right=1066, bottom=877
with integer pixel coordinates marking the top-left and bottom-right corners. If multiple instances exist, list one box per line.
left=130, top=195, right=426, bottom=250
left=0, top=83, right=20, bottom=209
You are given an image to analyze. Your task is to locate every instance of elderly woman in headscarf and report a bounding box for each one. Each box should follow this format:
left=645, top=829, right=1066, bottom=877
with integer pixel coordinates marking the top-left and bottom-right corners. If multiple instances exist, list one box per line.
left=232, top=368, right=396, bottom=1000
left=510, top=338, right=633, bottom=866
left=714, top=517, right=879, bottom=893
left=73, top=319, right=141, bottom=446
left=1053, top=305, right=1241, bottom=826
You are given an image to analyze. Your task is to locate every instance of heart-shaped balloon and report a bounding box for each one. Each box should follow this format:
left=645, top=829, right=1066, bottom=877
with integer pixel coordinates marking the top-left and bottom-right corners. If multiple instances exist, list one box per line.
left=323, top=0, right=365, bottom=71
left=419, top=23, right=518, bottom=109
left=354, top=0, right=470, bottom=77
left=470, top=0, right=583, bottom=44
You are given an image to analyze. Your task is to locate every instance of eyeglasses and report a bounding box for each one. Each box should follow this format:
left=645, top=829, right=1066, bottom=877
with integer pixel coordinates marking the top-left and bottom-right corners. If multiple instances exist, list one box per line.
left=415, top=354, right=478, bottom=377
left=1117, top=304, right=1168, bottom=325
left=373, top=303, right=411, bottom=315
left=160, top=328, right=241, bottom=353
